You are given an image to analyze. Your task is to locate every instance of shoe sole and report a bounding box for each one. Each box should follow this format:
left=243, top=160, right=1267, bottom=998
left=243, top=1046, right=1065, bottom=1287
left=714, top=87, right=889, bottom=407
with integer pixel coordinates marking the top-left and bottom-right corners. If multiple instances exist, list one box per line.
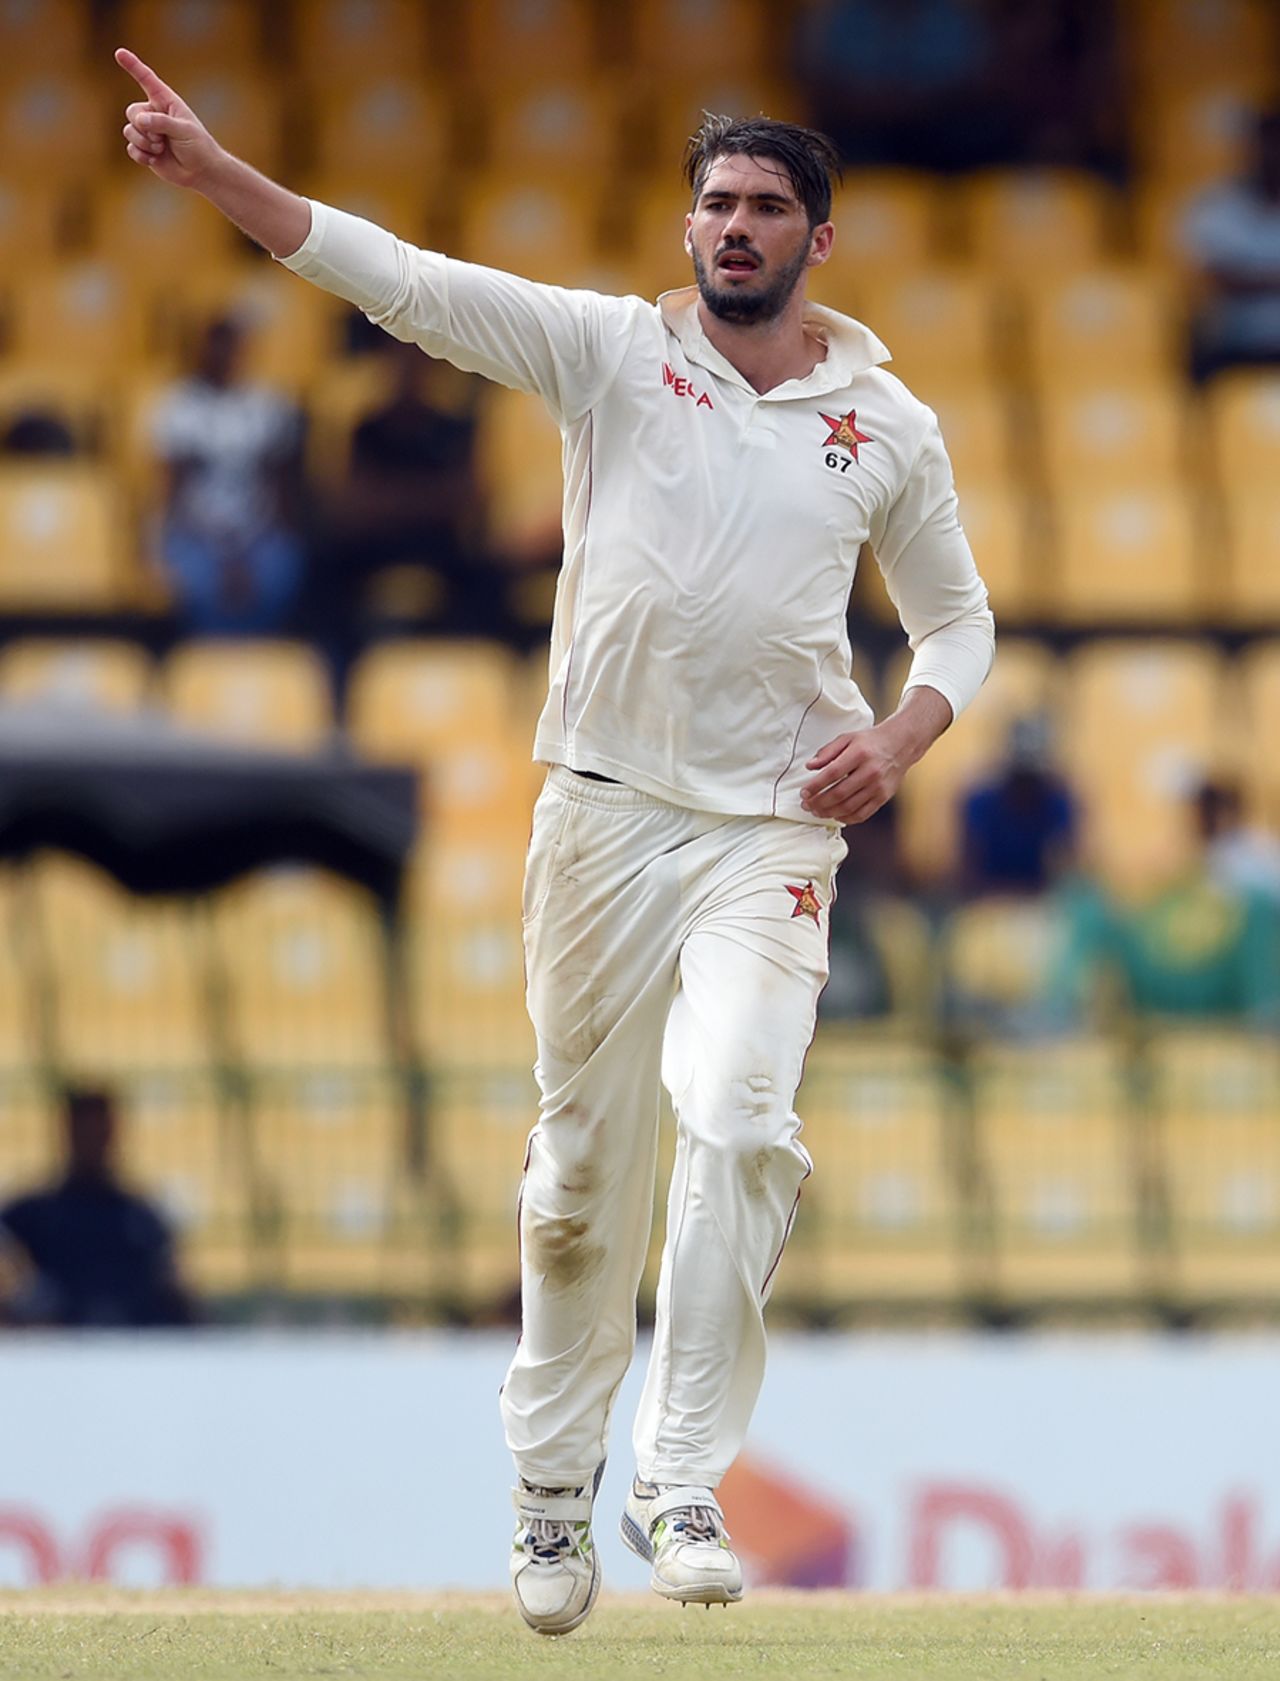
left=619, top=1507, right=742, bottom=1607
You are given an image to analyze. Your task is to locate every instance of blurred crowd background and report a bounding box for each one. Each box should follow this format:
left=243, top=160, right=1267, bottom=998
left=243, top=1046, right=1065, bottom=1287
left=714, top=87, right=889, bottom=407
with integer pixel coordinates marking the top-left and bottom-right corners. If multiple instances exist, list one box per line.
left=1, top=0, right=1280, bottom=1335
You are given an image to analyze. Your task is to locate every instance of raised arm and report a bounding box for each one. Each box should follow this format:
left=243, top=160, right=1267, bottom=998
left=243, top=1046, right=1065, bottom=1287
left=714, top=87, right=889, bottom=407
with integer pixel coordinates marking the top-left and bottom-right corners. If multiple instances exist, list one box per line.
left=115, top=47, right=311, bottom=259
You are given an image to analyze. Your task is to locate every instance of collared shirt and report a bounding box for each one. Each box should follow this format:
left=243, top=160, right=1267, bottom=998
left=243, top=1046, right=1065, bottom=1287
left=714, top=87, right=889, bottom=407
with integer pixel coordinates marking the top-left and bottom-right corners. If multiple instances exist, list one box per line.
left=281, top=200, right=994, bottom=822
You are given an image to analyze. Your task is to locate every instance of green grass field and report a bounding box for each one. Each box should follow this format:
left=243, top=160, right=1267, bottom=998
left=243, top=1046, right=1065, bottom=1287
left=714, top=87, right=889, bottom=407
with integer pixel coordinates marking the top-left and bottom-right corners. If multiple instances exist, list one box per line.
left=2, top=1592, right=1279, bottom=1681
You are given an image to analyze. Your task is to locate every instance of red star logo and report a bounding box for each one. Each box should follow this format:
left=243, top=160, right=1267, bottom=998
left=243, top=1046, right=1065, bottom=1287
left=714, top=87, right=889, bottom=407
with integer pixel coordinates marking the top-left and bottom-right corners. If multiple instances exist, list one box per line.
left=785, top=881, right=823, bottom=923
left=820, top=409, right=873, bottom=459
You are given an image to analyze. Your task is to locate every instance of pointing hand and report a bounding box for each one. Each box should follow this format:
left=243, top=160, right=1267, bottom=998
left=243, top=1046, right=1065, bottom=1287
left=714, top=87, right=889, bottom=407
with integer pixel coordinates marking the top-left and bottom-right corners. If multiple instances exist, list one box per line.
left=115, top=47, right=221, bottom=189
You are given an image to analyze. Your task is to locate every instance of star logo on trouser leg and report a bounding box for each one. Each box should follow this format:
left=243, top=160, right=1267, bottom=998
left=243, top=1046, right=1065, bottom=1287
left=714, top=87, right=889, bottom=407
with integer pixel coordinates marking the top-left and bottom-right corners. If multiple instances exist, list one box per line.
left=785, top=881, right=823, bottom=922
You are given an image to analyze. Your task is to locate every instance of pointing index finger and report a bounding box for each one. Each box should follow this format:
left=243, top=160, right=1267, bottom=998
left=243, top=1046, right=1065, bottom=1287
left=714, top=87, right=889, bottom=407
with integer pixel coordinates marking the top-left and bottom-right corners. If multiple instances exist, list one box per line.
left=114, top=46, right=175, bottom=106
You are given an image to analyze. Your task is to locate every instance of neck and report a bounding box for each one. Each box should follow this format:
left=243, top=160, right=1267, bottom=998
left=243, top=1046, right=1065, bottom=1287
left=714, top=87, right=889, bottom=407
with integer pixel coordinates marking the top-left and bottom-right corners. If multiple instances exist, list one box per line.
left=695, top=290, right=826, bottom=394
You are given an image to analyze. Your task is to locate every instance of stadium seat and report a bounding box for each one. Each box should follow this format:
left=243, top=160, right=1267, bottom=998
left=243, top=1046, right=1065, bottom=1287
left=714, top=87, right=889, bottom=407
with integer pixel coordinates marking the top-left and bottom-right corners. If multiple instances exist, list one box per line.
left=0, top=870, right=43, bottom=1074
left=455, top=179, right=603, bottom=284
left=211, top=868, right=391, bottom=1073
left=0, top=638, right=152, bottom=713
left=1022, top=269, right=1177, bottom=389
left=1147, top=1027, right=1280, bottom=1301
left=970, top=1039, right=1148, bottom=1303
left=0, top=1079, right=58, bottom=1203
left=1047, top=486, right=1204, bottom=625
left=117, top=0, right=262, bottom=73
left=249, top=1070, right=419, bottom=1294
left=0, top=464, right=131, bottom=611
left=0, top=71, right=109, bottom=186
left=643, top=78, right=800, bottom=182
left=139, top=70, right=283, bottom=176
left=1206, top=370, right=1280, bottom=498
left=475, top=387, right=566, bottom=562
left=166, top=261, right=347, bottom=395
left=484, top=80, right=623, bottom=179
left=426, top=1065, right=538, bottom=1306
left=160, top=640, right=334, bottom=752
left=852, top=271, right=1003, bottom=390
left=0, top=0, right=89, bottom=74
left=92, top=170, right=238, bottom=280
left=628, top=0, right=768, bottom=80
left=1139, top=79, right=1265, bottom=188
left=922, top=388, right=1016, bottom=487
left=1038, top=382, right=1186, bottom=493
left=937, top=896, right=1077, bottom=1037
left=819, top=172, right=942, bottom=286
left=11, top=260, right=148, bottom=376
left=312, top=77, right=450, bottom=180
left=963, top=169, right=1117, bottom=275
left=949, top=481, right=1038, bottom=625
left=298, top=171, right=431, bottom=248
left=458, top=0, right=598, bottom=83
left=892, top=638, right=1060, bottom=881
left=33, top=854, right=216, bottom=1077
left=1221, top=492, right=1280, bottom=622
left=347, top=640, right=519, bottom=765
left=410, top=911, right=533, bottom=1069
left=1131, top=0, right=1277, bottom=90
left=117, top=1072, right=256, bottom=1292
left=293, top=0, right=433, bottom=83
left=0, top=363, right=113, bottom=455
left=1238, top=640, right=1280, bottom=820
left=788, top=1031, right=966, bottom=1309
left=1060, top=640, right=1229, bottom=890
left=0, top=179, right=68, bottom=275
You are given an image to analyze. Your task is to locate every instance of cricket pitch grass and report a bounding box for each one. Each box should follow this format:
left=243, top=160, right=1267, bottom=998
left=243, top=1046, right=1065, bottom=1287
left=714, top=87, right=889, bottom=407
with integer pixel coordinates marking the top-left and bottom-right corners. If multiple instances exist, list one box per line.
left=1, top=1591, right=1278, bottom=1680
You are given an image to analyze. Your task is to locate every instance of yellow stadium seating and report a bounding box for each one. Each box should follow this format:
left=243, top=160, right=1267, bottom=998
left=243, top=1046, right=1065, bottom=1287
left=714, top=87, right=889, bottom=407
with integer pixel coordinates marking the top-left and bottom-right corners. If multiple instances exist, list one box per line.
left=0, top=72, right=108, bottom=185
left=312, top=76, right=451, bottom=180
left=410, top=911, right=533, bottom=1069
left=0, top=1080, right=58, bottom=1203
left=1131, top=0, right=1277, bottom=90
left=923, top=388, right=1016, bottom=486
left=0, top=0, right=88, bottom=76
left=1147, top=1028, right=1280, bottom=1300
left=92, top=170, right=238, bottom=279
left=0, top=639, right=152, bottom=712
left=0, top=871, right=42, bottom=1073
left=0, top=364, right=113, bottom=455
left=160, top=640, right=334, bottom=752
left=1238, top=641, right=1280, bottom=823
left=294, top=0, right=433, bottom=83
left=151, top=70, right=283, bottom=176
left=166, top=262, right=347, bottom=395
left=1060, top=639, right=1229, bottom=890
left=33, top=854, right=215, bottom=1077
left=458, top=0, right=598, bottom=83
left=963, top=169, right=1117, bottom=275
left=249, top=1071, right=420, bottom=1293
left=938, top=897, right=1072, bottom=1027
left=117, top=1072, right=255, bottom=1292
left=1139, top=79, right=1266, bottom=188
left=1048, top=486, right=1204, bottom=625
left=0, top=464, right=131, bottom=611
left=211, top=868, right=391, bottom=1073
left=426, top=1065, right=538, bottom=1304
left=893, top=638, right=1060, bottom=881
left=853, top=270, right=1002, bottom=389
left=950, top=481, right=1038, bottom=624
left=644, top=78, right=801, bottom=181
left=0, top=180, right=67, bottom=273
left=1222, top=492, right=1280, bottom=622
left=788, top=1031, right=965, bottom=1307
left=456, top=179, right=602, bottom=284
left=971, top=1039, right=1148, bottom=1302
left=347, top=639, right=518, bottom=763
left=1206, top=370, right=1280, bottom=497
left=824, top=172, right=941, bottom=279
left=118, top=0, right=262, bottom=73
left=628, top=0, right=767, bottom=80
left=11, top=261, right=148, bottom=375
left=1039, top=382, right=1186, bottom=493
left=485, top=80, right=623, bottom=178
left=1022, top=268, right=1177, bottom=388
left=475, top=386, right=566, bottom=562
left=298, top=172, right=430, bottom=247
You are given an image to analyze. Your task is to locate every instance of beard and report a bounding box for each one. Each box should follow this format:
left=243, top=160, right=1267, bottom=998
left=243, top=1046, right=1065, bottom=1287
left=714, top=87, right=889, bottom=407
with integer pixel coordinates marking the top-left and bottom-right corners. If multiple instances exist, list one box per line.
left=691, top=236, right=812, bottom=325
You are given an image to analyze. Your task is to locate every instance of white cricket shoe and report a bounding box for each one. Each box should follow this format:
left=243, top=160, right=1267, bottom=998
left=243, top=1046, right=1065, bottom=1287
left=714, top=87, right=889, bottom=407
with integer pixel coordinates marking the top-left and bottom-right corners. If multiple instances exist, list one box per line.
left=509, top=1466, right=603, bottom=1635
left=620, top=1478, right=744, bottom=1606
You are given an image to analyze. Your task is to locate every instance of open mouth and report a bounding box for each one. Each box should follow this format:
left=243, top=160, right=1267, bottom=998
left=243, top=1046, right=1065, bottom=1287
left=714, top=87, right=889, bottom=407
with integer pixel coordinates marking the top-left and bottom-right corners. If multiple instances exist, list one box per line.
left=717, top=251, right=761, bottom=275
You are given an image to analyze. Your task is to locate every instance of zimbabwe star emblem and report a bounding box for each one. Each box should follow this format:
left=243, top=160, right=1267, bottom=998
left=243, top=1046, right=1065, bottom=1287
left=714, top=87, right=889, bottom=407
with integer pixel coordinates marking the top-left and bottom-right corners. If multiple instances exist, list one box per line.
left=820, top=408, right=873, bottom=460
left=785, top=881, right=823, bottom=923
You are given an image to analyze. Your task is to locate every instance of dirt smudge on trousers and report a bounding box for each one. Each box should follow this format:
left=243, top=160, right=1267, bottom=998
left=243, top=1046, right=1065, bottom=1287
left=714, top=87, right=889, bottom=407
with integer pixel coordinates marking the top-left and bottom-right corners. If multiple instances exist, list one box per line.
left=527, top=1212, right=606, bottom=1293
left=743, top=1145, right=773, bottom=1200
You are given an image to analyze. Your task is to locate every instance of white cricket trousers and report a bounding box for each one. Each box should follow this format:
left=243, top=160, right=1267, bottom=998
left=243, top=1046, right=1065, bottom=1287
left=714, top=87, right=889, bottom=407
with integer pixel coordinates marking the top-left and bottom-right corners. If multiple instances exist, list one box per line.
left=500, top=766, right=845, bottom=1490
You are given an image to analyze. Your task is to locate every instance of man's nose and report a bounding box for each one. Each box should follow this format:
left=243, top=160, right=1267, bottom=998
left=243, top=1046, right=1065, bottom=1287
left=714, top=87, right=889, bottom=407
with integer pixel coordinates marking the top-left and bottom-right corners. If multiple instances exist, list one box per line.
left=721, top=204, right=753, bottom=241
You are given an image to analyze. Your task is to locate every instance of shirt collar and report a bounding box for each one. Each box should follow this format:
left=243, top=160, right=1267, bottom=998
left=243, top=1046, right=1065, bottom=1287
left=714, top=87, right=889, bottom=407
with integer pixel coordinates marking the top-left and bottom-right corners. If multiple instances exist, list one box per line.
left=657, top=285, right=892, bottom=399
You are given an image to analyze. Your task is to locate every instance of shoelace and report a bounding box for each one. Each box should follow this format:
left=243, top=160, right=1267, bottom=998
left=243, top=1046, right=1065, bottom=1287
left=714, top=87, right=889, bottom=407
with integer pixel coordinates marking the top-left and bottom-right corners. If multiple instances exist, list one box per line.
left=668, top=1505, right=721, bottom=1545
left=521, top=1485, right=586, bottom=1564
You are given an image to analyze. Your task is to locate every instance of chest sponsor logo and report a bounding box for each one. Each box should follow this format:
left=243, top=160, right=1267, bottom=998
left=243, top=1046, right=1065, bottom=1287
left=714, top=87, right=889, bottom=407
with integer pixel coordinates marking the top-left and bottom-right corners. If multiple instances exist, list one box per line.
left=820, top=408, right=873, bottom=467
left=785, top=880, right=824, bottom=923
left=662, top=362, right=715, bottom=410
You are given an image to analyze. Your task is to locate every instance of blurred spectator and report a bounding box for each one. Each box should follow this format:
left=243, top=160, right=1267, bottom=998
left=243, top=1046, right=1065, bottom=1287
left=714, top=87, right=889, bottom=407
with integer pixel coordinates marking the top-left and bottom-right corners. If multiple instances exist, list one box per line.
left=1109, top=871, right=1280, bottom=1023
left=150, top=316, right=306, bottom=635
left=959, top=714, right=1079, bottom=895
left=317, top=341, right=500, bottom=659
left=1194, top=777, right=1280, bottom=905
left=0, top=1087, right=199, bottom=1328
left=794, top=0, right=1122, bottom=173
left=1183, top=109, right=1280, bottom=383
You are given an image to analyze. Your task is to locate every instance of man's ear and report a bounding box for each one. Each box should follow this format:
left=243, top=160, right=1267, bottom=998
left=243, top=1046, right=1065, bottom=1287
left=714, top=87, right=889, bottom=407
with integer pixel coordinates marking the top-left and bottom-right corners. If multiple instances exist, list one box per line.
left=684, top=211, right=694, bottom=257
left=807, top=220, right=835, bottom=268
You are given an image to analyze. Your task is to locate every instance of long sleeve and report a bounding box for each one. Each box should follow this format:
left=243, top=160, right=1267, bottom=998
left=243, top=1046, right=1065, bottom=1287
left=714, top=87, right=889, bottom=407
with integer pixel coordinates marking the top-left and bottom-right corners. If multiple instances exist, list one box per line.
left=277, top=198, right=641, bottom=424
left=870, top=412, right=996, bottom=720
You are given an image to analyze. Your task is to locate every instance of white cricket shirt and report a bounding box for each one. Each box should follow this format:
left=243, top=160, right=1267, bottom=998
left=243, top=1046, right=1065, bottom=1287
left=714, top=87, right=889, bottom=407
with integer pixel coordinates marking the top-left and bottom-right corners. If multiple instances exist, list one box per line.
left=281, top=200, right=995, bottom=823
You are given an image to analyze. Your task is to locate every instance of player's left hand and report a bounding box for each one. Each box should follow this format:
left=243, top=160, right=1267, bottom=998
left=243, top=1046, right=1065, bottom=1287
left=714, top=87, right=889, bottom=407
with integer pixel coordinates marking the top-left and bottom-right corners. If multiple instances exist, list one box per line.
left=800, top=725, right=907, bottom=825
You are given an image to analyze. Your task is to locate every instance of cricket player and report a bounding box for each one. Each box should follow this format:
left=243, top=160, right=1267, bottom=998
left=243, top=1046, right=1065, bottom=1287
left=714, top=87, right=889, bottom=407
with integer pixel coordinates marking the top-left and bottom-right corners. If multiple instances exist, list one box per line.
left=117, top=47, right=994, bottom=1634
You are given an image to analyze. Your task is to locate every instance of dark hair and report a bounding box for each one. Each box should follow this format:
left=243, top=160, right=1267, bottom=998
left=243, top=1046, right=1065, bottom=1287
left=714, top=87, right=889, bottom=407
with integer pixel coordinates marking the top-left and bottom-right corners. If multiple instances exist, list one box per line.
left=683, top=113, right=843, bottom=228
